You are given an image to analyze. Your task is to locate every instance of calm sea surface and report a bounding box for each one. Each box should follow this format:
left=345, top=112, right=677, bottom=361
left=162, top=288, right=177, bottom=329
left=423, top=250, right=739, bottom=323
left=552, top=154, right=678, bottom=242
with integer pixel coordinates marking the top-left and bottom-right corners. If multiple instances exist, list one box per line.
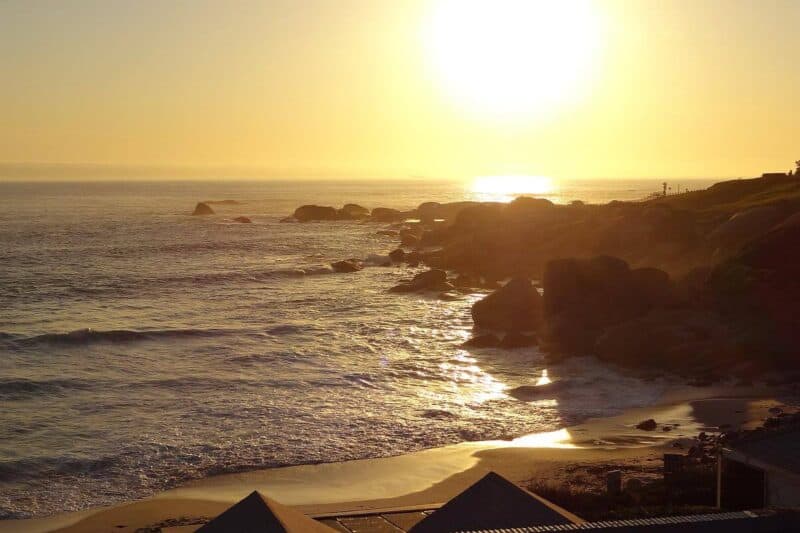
left=0, top=178, right=715, bottom=518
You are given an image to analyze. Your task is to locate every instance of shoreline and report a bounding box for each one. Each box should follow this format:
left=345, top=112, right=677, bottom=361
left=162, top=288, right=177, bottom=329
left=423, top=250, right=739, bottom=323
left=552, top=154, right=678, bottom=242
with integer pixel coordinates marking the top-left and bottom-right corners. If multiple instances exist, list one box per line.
left=4, top=385, right=794, bottom=533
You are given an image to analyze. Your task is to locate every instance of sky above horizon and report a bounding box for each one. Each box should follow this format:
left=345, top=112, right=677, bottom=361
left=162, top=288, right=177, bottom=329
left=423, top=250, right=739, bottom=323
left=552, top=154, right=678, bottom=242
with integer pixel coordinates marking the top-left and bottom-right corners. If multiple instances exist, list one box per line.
left=1, top=0, right=799, bottom=180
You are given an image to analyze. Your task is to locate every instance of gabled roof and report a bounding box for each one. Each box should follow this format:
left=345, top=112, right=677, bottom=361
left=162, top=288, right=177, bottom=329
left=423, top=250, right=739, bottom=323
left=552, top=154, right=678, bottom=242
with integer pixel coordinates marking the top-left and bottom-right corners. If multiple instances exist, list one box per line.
left=196, top=490, right=334, bottom=533
left=409, top=472, right=579, bottom=533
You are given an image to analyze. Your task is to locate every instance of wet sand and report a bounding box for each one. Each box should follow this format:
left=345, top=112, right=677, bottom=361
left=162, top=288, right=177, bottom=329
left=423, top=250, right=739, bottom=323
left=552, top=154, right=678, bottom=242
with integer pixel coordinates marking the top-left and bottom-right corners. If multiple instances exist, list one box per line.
left=3, top=387, right=795, bottom=533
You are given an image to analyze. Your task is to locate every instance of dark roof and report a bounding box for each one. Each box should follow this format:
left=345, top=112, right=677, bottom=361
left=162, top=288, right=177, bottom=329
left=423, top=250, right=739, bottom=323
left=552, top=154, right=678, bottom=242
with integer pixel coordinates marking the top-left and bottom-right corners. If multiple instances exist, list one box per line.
left=459, top=510, right=800, bottom=532
left=409, top=472, right=577, bottom=533
left=197, top=490, right=334, bottom=533
left=726, top=427, right=800, bottom=476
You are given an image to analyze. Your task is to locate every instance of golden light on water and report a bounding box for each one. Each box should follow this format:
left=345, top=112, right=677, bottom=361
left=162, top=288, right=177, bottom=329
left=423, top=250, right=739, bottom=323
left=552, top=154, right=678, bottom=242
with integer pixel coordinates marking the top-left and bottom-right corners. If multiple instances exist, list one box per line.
left=507, top=428, right=575, bottom=448
left=424, top=0, right=605, bottom=120
left=535, top=369, right=552, bottom=386
left=472, top=175, right=556, bottom=201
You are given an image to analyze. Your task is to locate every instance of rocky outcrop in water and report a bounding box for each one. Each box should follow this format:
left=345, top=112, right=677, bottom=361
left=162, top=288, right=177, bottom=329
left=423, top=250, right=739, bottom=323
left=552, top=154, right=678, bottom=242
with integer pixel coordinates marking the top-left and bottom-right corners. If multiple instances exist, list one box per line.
left=192, top=202, right=214, bottom=216
left=331, top=260, right=363, bottom=273
left=294, top=205, right=338, bottom=222
left=471, top=278, right=542, bottom=332
left=232, top=216, right=252, bottom=223
left=339, top=204, right=370, bottom=219
left=389, top=269, right=449, bottom=293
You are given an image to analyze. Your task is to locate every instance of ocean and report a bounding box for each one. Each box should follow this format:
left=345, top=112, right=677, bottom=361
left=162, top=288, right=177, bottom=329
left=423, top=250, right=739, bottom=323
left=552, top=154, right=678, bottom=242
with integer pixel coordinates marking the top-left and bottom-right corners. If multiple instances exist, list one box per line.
left=0, top=178, right=716, bottom=518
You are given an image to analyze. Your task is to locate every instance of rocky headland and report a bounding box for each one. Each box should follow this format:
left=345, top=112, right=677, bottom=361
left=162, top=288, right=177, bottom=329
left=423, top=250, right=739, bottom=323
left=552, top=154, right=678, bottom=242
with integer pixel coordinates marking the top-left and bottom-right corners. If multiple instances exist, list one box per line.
left=289, top=174, right=800, bottom=382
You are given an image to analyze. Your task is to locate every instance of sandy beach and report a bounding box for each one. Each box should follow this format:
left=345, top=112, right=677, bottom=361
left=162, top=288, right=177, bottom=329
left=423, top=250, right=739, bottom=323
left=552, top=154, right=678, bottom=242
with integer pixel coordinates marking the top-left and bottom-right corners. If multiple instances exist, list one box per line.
left=4, top=385, right=794, bottom=533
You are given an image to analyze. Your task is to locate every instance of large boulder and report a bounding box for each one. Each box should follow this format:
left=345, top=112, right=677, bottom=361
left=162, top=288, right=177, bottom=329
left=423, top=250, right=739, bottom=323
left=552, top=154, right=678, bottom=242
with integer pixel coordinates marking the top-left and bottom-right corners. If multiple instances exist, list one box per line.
left=331, top=260, right=362, bottom=273
left=339, top=204, right=370, bottom=219
left=707, top=215, right=800, bottom=362
left=388, top=248, right=405, bottom=262
left=371, top=207, right=404, bottom=222
left=542, top=256, right=678, bottom=354
left=294, top=205, right=338, bottom=222
left=595, top=309, right=738, bottom=373
left=389, top=269, right=448, bottom=293
left=471, top=278, right=542, bottom=332
left=707, top=205, right=788, bottom=254
left=192, top=202, right=214, bottom=216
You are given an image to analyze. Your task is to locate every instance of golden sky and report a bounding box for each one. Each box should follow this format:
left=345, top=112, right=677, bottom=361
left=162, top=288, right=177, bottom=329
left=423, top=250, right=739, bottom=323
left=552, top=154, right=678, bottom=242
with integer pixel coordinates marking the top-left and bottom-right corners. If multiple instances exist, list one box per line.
left=1, top=0, right=798, bottom=180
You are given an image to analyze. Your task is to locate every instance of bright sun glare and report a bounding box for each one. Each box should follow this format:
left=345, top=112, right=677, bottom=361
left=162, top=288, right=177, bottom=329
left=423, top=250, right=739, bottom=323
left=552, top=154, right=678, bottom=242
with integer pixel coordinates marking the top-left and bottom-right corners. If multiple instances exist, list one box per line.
left=425, top=0, right=604, bottom=120
left=472, top=175, right=555, bottom=199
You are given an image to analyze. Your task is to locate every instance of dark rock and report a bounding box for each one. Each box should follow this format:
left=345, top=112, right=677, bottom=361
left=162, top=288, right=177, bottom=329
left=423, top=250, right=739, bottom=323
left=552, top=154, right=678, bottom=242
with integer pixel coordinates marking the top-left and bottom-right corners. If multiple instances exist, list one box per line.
left=636, top=419, right=657, bottom=431
left=339, top=204, right=370, bottom=219
left=462, top=333, right=501, bottom=348
left=471, top=278, right=542, bottom=332
left=204, top=199, right=240, bottom=205
left=405, top=251, right=422, bottom=266
left=507, top=381, right=566, bottom=401
left=371, top=207, right=404, bottom=222
left=594, top=308, right=737, bottom=370
left=707, top=205, right=788, bottom=254
left=400, top=232, right=420, bottom=247
left=409, top=269, right=447, bottom=290
left=388, top=248, right=405, bottom=262
left=280, top=216, right=297, bottom=223
left=331, top=260, right=362, bottom=273
left=376, top=230, right=399, bottom=237
left=432, top=281, right=455, bottom=292
left=707, top=216, right=800, bottom=363
left=542, top=256, right=678, bottom=354
left=499, top=332, right=537, bottom=349
left=192, top=202, right=214, bottom=216
left=294, top=205, right=338, bottom=222
left=232, top=216, right=252, bottom=223
left=390, top=269, right=448, bottom=293
left=454, top=273, right=477, bottom=288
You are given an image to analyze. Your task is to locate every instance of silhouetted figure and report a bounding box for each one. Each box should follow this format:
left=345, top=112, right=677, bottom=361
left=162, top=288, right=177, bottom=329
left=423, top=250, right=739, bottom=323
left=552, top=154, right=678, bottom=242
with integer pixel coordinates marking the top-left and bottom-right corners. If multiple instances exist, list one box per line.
left=662, top=182, right=668, bottom=197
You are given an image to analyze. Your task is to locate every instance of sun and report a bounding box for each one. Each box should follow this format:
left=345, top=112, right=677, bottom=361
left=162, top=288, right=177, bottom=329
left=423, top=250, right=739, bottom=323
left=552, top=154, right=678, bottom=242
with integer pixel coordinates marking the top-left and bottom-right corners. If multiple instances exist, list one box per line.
left=424, top=0, right=605, bottom=120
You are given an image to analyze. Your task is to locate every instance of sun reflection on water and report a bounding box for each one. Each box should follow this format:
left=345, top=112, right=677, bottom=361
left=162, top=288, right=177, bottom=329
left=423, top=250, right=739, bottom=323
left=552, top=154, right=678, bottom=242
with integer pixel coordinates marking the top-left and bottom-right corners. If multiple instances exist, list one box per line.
left=535, top=369, right=552, bottom=386
left=507, top=427, right=575, bottom=448
left=438, top=350, right=507, bottom=404
left=471, top=175, right=557, bottom=202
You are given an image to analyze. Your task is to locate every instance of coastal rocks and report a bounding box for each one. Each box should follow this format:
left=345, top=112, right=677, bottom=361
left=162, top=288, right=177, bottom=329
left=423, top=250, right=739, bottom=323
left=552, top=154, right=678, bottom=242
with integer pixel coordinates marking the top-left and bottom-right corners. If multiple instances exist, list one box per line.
left=707, top=214, right=800, bottom=362
left=376, top=229, right=399, bottom=237
left=371, top=207, right=404, bottom=222
left=707, top=205, right=788, bottom=254
left=331, top=260, right=363, bottom=273
left=542, top=256, right=678, bottom=354
left=471, top=278, right=542, bottom=332
left=389, top=269, right=448, bottom=293
left=232, top=216, right=252, bottom=223
left=293, top=205, right=338, bottom=222
left=507, top=381, right=566, bottom=401
left=388, top=248, right=405, bottom=262
left=400, top=229, right=421, bottom=247
left=192, top=202, right=214, bottom=216
left=636, top=419, right=657, bottom=431
left=205, top=199, right=240, bottom=205
left=462, top=333, right=501, bottom=348
left=499, top=331, right=537, bottom=349
left=462, top=331, right=537, bottom=349
left=594, top=309, right=736, bottom=372
left=339, top=204, right=369, bottom=219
